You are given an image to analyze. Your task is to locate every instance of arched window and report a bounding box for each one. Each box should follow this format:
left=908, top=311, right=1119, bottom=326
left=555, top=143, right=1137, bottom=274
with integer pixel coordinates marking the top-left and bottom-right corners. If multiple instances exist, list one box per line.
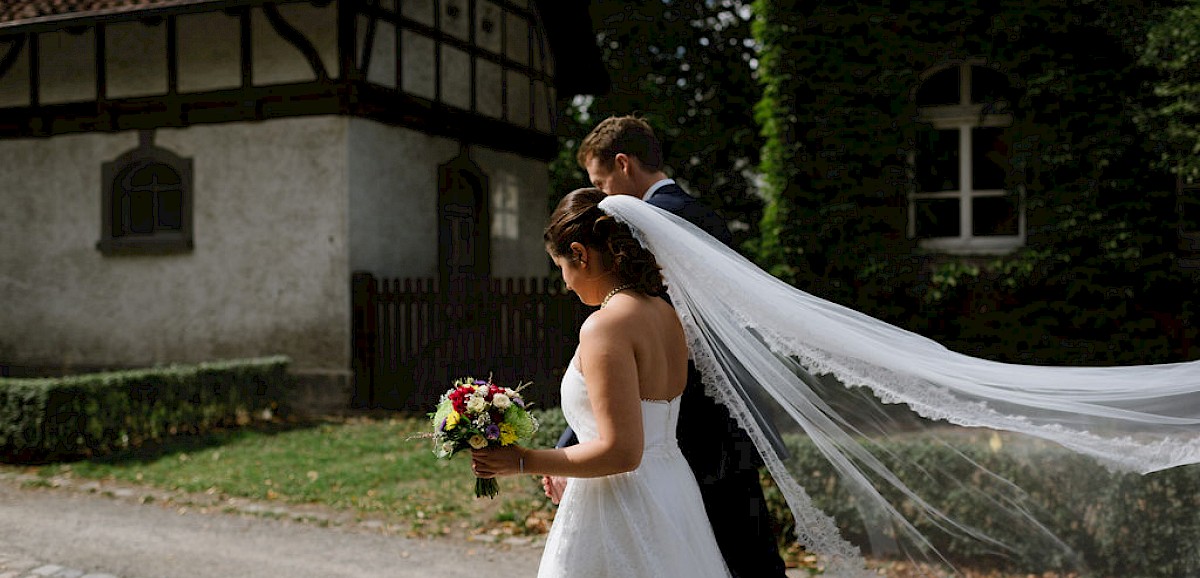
left=97, top=130, right=193, bottom=255
left=911, top=62, right=1022, bottom=254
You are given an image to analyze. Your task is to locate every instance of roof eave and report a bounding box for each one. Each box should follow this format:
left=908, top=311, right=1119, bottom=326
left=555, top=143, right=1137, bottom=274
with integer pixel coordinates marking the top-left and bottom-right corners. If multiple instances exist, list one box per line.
left=0, top=0, right=609, bottom=97
left=0, top=0, right=276, bottom=33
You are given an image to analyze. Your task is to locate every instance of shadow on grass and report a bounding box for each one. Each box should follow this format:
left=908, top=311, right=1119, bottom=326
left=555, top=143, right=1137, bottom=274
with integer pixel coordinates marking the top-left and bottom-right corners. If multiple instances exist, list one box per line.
left=1, top=415, right=331, bottom=467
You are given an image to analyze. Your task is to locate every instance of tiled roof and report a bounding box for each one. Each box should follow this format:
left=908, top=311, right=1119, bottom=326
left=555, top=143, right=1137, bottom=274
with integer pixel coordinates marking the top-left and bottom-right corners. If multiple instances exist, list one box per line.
left=0, top=0, right=224, bottom=28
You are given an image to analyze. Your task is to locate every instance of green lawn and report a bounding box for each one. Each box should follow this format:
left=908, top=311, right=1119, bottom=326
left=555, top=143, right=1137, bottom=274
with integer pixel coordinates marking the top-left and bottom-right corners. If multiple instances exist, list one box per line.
left=0, top=412, right=1101, bottom=577
left=1, top=413, right=557, bottom=538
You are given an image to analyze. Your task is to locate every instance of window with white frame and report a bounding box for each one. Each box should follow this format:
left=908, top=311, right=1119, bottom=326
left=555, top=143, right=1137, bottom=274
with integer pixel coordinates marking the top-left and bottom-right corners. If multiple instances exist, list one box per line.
left=911, top=62, right=1022, bottom=254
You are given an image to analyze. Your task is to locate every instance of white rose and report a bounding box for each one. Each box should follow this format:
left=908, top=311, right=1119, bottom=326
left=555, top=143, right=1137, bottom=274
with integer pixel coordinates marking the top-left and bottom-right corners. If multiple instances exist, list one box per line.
left=467, top=396, right=488, bottom=413
left=468, top=434, right=488, bottom=449
left=492, top=393, right=511, bottom=410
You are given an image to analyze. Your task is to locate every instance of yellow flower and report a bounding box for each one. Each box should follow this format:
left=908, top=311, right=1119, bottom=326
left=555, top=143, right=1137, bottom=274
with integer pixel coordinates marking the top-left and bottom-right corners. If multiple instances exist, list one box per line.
left=445, top=411, right=461, bottom=431
left=498, top=423, right=518, bottom=445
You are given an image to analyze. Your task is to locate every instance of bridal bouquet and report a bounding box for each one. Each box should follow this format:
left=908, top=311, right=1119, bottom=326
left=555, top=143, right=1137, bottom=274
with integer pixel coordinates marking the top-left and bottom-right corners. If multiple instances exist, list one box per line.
left=426, top=376, right=539, bottom=498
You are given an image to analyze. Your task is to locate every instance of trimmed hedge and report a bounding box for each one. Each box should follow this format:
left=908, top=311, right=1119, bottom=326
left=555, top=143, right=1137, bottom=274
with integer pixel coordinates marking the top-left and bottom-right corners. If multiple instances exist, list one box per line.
left=762, top=431, right=1200, bottom=577
left=0, top=356, right=291, bottom=462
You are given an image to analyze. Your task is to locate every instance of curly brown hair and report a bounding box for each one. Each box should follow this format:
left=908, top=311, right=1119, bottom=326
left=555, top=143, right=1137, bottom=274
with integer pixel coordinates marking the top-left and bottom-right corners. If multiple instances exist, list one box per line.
left=544, top=188, right=667, bottom=297
left=575, top=115, right=665, bottom=172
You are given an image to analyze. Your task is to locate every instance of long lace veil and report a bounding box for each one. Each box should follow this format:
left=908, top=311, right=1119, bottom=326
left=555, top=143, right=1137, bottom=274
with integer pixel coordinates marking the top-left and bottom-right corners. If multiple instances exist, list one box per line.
left=598, top=194, right=1200, bottom=577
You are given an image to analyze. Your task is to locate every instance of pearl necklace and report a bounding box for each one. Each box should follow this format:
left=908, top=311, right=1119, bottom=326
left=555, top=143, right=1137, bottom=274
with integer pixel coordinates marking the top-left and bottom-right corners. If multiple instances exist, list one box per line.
left=600, top=283, right=635, bottom=309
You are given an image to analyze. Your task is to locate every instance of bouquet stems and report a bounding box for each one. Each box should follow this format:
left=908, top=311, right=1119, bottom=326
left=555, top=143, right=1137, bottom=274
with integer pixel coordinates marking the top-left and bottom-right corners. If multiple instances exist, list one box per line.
left=475, top=477, right=499, bottom=499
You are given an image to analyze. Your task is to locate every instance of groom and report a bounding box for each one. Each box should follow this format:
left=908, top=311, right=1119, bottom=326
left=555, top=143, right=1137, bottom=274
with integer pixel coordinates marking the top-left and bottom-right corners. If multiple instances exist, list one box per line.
left=549, top=115, right=788, bottom=578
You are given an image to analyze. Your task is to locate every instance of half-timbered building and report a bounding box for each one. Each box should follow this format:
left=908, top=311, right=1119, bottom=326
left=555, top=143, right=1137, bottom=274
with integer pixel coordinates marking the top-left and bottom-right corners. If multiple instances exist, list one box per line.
left=0, top=0, right=607, bottom=411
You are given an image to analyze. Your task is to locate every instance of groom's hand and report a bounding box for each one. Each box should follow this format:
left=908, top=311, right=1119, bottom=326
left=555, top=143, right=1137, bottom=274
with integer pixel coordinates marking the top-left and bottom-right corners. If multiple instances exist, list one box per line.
left=542, top=475, right=566, bottom=504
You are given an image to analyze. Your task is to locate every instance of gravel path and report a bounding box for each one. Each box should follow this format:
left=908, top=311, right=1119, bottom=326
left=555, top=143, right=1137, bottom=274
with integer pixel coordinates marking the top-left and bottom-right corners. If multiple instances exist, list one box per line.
left=0, top=474, right=543, bottom=578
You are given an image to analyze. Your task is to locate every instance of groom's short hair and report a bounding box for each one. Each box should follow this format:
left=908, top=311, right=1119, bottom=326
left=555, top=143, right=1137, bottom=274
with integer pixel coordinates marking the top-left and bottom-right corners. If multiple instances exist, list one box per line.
left=577, top=115, right=665, bottom=172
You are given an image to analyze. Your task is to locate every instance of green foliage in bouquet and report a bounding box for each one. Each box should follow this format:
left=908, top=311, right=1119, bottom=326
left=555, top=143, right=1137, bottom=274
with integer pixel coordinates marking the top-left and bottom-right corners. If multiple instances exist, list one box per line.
left=424, top=376, right=539, bottom=498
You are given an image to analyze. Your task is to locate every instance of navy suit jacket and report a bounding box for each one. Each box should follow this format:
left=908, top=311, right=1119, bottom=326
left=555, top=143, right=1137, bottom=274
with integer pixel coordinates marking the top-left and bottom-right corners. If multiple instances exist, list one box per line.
left=645, top=183, right=733, bottom=247
left=557, top=183, right=763, bottom=480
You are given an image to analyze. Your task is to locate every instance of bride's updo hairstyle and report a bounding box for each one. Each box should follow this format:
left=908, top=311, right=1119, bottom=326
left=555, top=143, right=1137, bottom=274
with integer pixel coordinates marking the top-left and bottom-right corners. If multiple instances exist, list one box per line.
left=545, top=187, right=667, bottom=298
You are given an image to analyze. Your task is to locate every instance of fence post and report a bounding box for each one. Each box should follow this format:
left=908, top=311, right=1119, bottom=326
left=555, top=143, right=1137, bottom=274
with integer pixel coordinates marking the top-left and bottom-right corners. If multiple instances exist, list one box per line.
left=351, top=271, right=378, bottom=408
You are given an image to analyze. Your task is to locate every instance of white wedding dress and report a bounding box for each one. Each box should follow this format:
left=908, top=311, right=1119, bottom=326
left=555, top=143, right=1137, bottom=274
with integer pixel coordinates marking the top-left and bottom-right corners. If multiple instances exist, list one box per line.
left=537, top=355, right=732, bottom=578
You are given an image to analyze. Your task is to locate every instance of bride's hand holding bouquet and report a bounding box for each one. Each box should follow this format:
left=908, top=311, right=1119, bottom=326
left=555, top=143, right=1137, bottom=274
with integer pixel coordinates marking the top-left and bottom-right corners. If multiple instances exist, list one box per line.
left=422, top=376, right=538, bottom=498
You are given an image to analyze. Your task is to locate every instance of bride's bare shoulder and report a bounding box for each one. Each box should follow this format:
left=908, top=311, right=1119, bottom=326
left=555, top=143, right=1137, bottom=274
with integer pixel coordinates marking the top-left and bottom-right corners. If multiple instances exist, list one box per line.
left=580, top=294, right=673, bottom=340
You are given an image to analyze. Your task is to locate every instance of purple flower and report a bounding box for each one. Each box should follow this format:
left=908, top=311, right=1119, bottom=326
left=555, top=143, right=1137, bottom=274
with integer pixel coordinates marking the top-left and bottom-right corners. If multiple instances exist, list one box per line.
left=438, top=417, right=447, bottom=432
left=486, top=424, right=501, bottom=440
left=512, top=397, right=525, bottom=408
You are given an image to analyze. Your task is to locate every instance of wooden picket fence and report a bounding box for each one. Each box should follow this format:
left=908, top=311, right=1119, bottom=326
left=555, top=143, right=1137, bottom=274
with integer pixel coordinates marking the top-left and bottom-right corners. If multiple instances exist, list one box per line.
left=351, top=272, right=589, bottom=411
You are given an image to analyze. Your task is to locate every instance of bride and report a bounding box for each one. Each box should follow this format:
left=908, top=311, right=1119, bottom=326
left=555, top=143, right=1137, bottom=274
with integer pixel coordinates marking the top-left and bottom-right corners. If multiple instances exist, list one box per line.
left=474, top=187, right=1200, bottom=577
left=470, top=187, right=732, bottom=577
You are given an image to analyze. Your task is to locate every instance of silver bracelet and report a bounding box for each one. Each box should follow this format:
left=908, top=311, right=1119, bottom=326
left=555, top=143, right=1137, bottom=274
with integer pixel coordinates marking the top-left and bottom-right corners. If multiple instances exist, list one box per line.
left=519, top=456, right=524, bottom=474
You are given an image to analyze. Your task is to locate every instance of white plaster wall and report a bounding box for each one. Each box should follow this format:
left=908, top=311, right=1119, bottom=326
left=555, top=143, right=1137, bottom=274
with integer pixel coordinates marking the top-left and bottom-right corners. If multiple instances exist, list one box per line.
left=177, top=11, right=242, bottom=93
left=475, top=57, right=503, bottom=119
left=347, top=118, right=551, bottom=280
left=472, top=146, right=551, bottom=278
left=38, top=29, right=96, bottom=104
left=0, top=38, right=30, bottom=108
left=504, top=11, right=529, bottom=66
left=0, top=116, right=351, bottom=377
left=2, top=2, right=342, bottom=108
left=476, top=1, right=503, bottom=54
left=440, top=45, right=471, bottom=110
left=400, top=0, right=434, bottom=27
left=252, top=2, right=339, bottom=86
left=361, top=17, right=397, bottom=88
left=505, top=69, right=530, bottom=126
left=534, top=79, right=553, bottom=133
left=347, top=117, right=453, bottom=279
left=399, top=29, right=436, bottom=100
left=106, top=19, right=169, bottom=99
left=379, top=2, right=553, bottom=131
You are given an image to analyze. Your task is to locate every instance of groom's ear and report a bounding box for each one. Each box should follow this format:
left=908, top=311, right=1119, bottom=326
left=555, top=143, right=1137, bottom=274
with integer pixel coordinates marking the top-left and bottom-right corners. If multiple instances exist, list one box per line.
left=614, top=153, right=633, bottom=175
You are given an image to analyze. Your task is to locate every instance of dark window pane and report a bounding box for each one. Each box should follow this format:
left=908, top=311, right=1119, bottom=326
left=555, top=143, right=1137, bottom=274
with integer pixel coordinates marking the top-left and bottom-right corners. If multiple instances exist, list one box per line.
left=158, top=189, right=183, bottom=230
left=916, top=66, right=960, bottom=106
left=917, top=129, right=959, bottom=192
left=126, top=190, right=155, bottom=235
left=971, top=66, right=1009, bottom=108
left=972, top=127, right=1009, bottom=190
left=915, top=198, right=961, bottom=238
left=130, top=163, right=180, bottom=187
left=973, top=195, right=1019, bottom=236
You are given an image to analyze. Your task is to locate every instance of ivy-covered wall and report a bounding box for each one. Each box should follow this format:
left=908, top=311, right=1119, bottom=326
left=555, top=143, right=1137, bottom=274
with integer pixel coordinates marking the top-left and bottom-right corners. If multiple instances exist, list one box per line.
left=751, top=0, right=1198, bottom=365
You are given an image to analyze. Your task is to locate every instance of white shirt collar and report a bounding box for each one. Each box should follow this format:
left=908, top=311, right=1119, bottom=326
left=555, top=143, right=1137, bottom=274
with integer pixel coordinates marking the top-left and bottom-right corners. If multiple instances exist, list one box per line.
left=642, top=178, right=676, bottom=201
